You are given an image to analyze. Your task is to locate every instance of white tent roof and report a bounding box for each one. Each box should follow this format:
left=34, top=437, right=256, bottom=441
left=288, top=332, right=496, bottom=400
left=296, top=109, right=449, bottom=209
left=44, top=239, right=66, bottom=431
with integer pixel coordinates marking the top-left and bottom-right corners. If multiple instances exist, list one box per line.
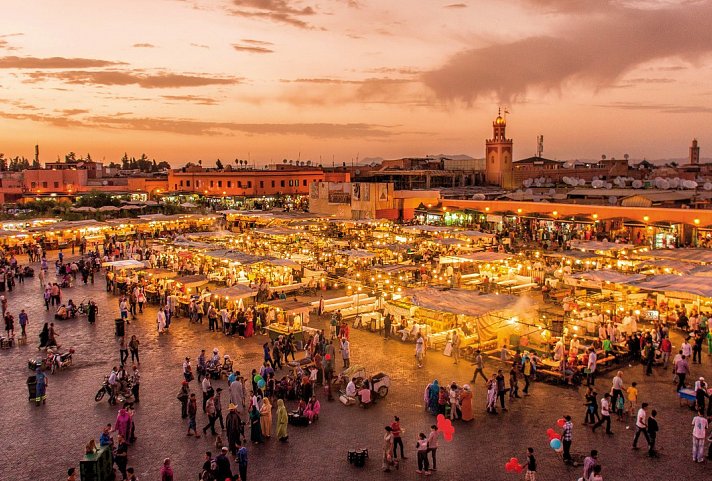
left=570, top=271, right=645, bottom=284
left=440, top=252, right=512, bottom=264
left=633, top=274, right=712, bottom=298
left=211, top=285, right=257, bottom=299
left=102, top=259, right=146, bottom=269
left=337, top=249, right=376, bottom=259
left=569, top=240, right=634, bottom=252
left=401, top=225, right=453, bottom=233
left=636, top=248, right=712, bottom=264
left=404, top=288, right=533, bottom=317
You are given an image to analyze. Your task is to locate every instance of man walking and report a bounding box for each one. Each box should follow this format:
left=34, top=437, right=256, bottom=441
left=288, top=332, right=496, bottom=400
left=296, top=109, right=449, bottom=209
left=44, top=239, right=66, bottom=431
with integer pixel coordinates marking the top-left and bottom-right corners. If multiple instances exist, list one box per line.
left=237, top=439, right=248, bottom=481
left=561, top=415, right=573, bottom=464
left=341, top=337, right=350, bottom=369
left=611, top=371, right=624, bottom=411
left=647, top=409, right=659, bottom=457
left=632, top=403, right=651, bottom=449
left=451, top=331, right=461, bottom=364
left=692, top=409, right=708, bottom=463
left=586, top=348, right=597, bottom=386
left=470, top=350, right=487, bottom=383
left=427, top=425, right=439, bottom=471
left=592, top=393, right=613, bottom=434
left=391, top=416, right=406, bottom=460
left=675, top=354, right=690, bottom=391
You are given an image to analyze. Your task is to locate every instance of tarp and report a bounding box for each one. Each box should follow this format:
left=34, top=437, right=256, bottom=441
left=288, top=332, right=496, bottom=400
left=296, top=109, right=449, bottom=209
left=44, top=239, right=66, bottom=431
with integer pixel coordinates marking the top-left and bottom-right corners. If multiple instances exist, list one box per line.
left=404, top=288, right=533, bottom=317
left=254, top=227, right=298, bottom=237
left=266, top=259, right=302, bottom=269
left=569, top=240, right=634, bottom=252
left=102, top=259, right=146, bottom=269
left=633, top=274, right=712, bottom=298
left=173, top=275, right=209, bottom=288
left=337, top=249, right=376, bottom=259
left=401, top=225, right=454, bottom=233
left=455, top=230, right=496, bottom=239
left=205, top=249, right=271, bottom=265
left=439, top=252, right=512, bottom=264
left=635, top=248, right=712, bottom=264
left=430, top=238, right=466, bottom=246
left=570, top=271, right=645, bottom=285
left=142, top=268, right=177, bottom=279
left=211, top=285, right=257, bottom=299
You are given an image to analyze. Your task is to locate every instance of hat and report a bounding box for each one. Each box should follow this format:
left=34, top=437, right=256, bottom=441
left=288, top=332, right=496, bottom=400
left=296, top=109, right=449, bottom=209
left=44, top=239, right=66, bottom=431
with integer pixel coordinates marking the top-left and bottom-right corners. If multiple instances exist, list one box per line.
left=463, top=384, right=471, bottom=391
left=228, top=403, right=236, bottom=410
left=700, top=377, right=705, bottom=381
left=213, top=348, right=219, bottom=353
left=221, top=447, right=228, bottom=452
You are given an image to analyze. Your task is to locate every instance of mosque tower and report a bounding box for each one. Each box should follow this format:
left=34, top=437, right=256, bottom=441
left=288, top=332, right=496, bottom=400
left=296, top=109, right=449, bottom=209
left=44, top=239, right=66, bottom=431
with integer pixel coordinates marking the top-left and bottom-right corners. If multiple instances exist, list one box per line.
left=485, top=108, right=514, bottom=188
left=690, top=139, right=700, bottom=165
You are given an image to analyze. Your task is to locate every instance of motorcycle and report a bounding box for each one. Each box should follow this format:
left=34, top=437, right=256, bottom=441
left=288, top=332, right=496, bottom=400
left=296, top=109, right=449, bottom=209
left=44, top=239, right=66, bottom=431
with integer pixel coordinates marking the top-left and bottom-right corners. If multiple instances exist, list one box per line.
left=95, top=375, right=134, bottom=404
left=50, top=348, right=74, bottom=374
left=28, top=355, right=52, bottom=372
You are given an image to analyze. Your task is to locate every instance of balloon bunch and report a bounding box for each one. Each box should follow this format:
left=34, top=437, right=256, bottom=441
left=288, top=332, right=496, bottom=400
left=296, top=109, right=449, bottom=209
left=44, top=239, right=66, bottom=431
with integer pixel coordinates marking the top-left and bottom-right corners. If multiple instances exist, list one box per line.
left=504, top=457, right=524, bottom=473
left=547, top=418, right=565, bottom=453
left=436, top=414, right=455, bottom=442
left=253, top=374, right=266, bottom=390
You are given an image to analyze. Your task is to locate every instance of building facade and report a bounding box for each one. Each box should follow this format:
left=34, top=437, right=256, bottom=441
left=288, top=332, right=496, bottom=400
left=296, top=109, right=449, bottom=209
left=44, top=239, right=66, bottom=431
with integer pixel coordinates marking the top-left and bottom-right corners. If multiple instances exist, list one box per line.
left=485, top=112, right=514, bottom=188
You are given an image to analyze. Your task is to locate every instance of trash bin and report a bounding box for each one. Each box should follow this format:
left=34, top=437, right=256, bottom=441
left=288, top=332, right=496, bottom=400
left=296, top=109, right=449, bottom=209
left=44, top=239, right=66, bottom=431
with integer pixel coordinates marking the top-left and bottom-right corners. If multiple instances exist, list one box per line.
left=114, top=318, right=125, bottom=337
left=27, top=375, right=37, bottom=400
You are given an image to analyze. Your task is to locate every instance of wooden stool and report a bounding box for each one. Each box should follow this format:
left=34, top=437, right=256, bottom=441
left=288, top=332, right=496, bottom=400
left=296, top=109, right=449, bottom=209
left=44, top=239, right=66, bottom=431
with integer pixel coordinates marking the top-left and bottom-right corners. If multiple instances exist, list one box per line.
left=17, top=335, right=27, bottom=346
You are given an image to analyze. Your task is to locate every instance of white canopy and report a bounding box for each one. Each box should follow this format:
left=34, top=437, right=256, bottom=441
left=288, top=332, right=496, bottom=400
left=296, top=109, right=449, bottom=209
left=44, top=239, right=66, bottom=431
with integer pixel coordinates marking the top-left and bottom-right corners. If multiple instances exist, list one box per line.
left=633, top=274, right=712, bottom=298
left=401, top=225, right=453, bottom=233
left=440, top=252, right=512, bottom=264
left=570, top=271, right=645, bottom=285
left=569, top=240, right=634, bottom=252
left=636, top=248, right=712, bottom=264
left=102, top=259, right=146, bottom=269
left=211, top=285, right=257, bottom=300
left=455, top=230, right=496, bottom=239
left=337, top=249, right=376, bottom=259
left=404, top=288, right=532, bottom=317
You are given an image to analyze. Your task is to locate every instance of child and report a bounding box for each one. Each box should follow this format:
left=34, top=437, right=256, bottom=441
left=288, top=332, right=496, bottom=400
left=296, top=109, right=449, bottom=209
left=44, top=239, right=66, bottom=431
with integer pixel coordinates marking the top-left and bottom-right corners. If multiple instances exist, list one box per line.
left=615, top=391, right=625, bottom=421
left=509, top=367, right=520, bottom=399
left=416, top=432, right=431, bottom=475
left=215, top=434, right=223, bottom=451
left=626, top=382, right=638, bottom=418
left=525, top=447, right=536, bottom=481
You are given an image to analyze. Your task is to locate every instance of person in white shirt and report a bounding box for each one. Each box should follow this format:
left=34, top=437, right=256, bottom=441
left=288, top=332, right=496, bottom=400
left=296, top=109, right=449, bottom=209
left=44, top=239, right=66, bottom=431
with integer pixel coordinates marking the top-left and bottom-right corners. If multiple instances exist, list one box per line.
left=632, top=403, right=650, bottom=449
left=681, top=339, right=693, bottom=358
left=415, top=333, right=425, bottom=368
left=592, top=393, right=612, bottom=434
left=586, top=348, right=597, bottom=386
left=157, top=308, right=166, bottom=334
left=611, top=371, right=624, bottom=411
left=692, top=410, right=708, bottom=462
left=346, top=378, right=357, bottom=398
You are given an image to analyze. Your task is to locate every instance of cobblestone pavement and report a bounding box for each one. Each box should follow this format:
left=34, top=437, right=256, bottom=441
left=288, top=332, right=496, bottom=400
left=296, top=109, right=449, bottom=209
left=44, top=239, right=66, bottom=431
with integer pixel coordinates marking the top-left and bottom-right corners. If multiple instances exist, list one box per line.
left=1, top=259, right=711, bottom=481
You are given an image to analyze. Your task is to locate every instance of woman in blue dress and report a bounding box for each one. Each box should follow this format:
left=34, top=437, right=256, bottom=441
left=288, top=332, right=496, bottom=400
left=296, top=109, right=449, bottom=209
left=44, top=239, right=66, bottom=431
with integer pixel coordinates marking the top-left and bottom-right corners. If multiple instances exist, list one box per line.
left=35, top=368, right=47, bottom=406
left=428, top=380, right=440, bottom=415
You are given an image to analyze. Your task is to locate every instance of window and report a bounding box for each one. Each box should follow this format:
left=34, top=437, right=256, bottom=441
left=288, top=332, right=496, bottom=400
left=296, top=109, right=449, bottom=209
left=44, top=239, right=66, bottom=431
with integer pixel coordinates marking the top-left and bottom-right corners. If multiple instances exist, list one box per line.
left=227, top=181, right=232, bottom=188
left=180, top=180, right=184, bottom=187
left=195, top=180, right=200, bottom=188
left=281, top=180, right=285, bottom=187
left=218, top=181, right=222, bottom=187
left=53, top=182, right=59, bottom=188
left=238, top=181, right=242, bottom=188
left=271, top=181, right=275, bottom=188
left=302, top=180, right=307, bottom=186
left=186, top=180, right=191, bottom=187
left=260, top=181, right=264, bottom=188
left=210, top=180, right=214, bottom=188
left=247, top=181, right=252, bottom=188
left=31, top=182, right=36, bottom=188
left=288, top=180, right=292, bottom=187
left=42, top=182, right=48, bottom=188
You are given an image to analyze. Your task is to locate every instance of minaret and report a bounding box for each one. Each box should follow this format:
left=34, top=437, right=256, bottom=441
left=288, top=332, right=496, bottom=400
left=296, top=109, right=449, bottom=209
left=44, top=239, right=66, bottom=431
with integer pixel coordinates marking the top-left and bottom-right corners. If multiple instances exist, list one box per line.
left=690, top=139, right=700, bottom=165
left=485, top=108, right=513, bottom=187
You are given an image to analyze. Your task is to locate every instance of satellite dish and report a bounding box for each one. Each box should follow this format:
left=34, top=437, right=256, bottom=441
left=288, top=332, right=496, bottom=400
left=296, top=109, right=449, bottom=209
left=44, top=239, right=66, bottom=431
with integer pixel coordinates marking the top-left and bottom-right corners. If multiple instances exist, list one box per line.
left=608, top=196, right=617, bottom=205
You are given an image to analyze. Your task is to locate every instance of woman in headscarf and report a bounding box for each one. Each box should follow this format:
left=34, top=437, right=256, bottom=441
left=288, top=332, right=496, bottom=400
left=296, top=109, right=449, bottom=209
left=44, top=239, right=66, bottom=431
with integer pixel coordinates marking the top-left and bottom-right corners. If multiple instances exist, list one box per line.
left=260, top=397, right=273, bottom=438
left=460, top=384, right=474, bottom=421
left=249, top=403, right=263, bottom=444
left=304, top=395, right=320, bottom=423
left=276, top=398, right=288, bottom=442
left=38, top=323, right=49, bottom=349
left=34, top=368, right=47, bottom=406
left=486, top=374, right=498, bottom=414
left=114, top=406, right=132, bottom=441
left=427, top=380, right=440, bottom=415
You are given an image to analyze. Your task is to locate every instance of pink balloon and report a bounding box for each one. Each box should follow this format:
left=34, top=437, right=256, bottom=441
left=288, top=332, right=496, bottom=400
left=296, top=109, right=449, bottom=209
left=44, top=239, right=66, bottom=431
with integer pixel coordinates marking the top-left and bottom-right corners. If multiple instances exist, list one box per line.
left=556, top=418, right=565, bottom=427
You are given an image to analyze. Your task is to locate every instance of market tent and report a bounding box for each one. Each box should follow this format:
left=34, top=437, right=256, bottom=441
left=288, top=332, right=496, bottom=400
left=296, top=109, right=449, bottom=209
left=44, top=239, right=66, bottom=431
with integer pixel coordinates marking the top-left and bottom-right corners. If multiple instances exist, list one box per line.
left=430, top=238, right=466, bottom=246
left=404, top=288, right=530, bottom=317
left=371, top=264, right=417, bottom=274
left=631, top=274, right=712, bottom=298
left=102, top=259, right=147, bottom=269
left=173, top=275, right=209, bottom=288
left=261, top=299, right=312, bottom=313
left=206, top=249, right=272, bottom=265
left=254, top=227, right=298, bottom=237
left=440, top=252, right=512, bottom=264
left=337, top=249, right=376, bottom=259
left=98, top=205, right=121, bottom=212
left=635, top=248, right=712, bottom=264
left=266, top=258, right=302, bottom=269
left=544, top=250, right=602, bottom=260
left=569, top=240, right=634, bottom=252
left=401, top=225, right=453, bottom=233
left=570, top=271, right=645, bottom=285
left=142, top=268, right=177, bottom=279
left=455, top=230, right=496, bottom=239
left=637, top=259, right=699, bottom=273
left=211, top=285, right=257, bottom=300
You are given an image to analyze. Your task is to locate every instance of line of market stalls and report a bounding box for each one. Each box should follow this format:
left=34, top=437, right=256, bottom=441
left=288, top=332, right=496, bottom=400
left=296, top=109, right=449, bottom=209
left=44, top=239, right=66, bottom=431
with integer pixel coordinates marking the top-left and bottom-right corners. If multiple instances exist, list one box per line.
left=1, top=214, right=222, bottom=251
left=382, top=287, right=550, bottom=358
left=437, top=252, right=539, bottom=291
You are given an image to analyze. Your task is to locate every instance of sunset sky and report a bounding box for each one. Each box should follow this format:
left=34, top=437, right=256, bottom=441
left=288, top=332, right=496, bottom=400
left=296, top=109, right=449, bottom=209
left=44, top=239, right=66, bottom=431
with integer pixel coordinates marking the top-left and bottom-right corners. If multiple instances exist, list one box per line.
left=1, top=0, right=712, bottom=166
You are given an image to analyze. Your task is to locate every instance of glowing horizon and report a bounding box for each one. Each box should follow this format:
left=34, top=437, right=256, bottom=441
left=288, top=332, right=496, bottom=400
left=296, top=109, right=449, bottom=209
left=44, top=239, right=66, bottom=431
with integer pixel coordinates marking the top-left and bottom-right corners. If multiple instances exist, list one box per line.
left=1, top=0, right=712, bottom=167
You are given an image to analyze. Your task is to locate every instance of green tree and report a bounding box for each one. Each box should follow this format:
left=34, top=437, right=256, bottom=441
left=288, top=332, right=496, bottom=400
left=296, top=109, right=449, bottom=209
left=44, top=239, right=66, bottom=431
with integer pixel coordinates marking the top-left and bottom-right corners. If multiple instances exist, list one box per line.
left=76, top=190, right=121, bottom=208
left=121, top=153, right=130, bottom=170
left=0, top=153, right=7, bottom=171
left=216, top=159, right=223, bottom=170
left=65, top=152, right=77, bottom=162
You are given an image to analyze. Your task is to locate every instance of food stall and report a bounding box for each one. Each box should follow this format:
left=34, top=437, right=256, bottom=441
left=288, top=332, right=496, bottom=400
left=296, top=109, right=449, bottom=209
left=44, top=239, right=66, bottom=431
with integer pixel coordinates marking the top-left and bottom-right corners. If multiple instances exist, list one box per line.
left=263, top=299, right=314, bottom=342
left=210, top=285, right=257, bottom=309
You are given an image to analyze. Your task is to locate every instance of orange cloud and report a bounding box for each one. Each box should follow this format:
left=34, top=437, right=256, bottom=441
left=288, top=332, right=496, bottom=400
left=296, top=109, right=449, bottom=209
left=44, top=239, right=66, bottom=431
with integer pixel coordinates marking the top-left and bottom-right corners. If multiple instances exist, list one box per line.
left=132, top=43, right=156, bottom=48
left=161, top=95, right=218, bottom=105
left=232, top=42, right=274, bottom=54
left=25, top=70, right=241, bottom=88
left=229, top=0, right=316, bottom=29
left=0, top=56, right=121, bottom=69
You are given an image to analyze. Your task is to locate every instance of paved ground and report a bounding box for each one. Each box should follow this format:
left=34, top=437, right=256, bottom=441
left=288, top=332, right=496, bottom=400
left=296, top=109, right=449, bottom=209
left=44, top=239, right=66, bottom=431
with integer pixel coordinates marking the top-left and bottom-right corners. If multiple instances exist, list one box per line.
left=1, top=258, right=711, bottom=481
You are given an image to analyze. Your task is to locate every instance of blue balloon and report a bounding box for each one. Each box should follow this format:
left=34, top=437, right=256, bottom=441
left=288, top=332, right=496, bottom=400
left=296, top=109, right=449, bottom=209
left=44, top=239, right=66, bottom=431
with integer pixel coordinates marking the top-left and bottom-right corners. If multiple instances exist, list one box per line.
left=257, top=379, right=266, bottom=389
left=549, top=438, right=562, bottom=450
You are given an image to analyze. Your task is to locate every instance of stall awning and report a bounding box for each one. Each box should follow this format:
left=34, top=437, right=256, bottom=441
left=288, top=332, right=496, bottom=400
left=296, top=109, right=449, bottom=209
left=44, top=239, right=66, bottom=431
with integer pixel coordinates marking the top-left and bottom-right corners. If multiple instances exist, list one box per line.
left=401, top=225, right=453, bottom=233
left=173, top=275, right=209, bottom=288
left=569, top=240, right=634, bottom=252
left=102, top=259, right=147, bottom=269
left=206, top=249, right=272, bottom=265
left=635, top=248, right=712, bottom=264
left=261, top=299, right=312, bottom=313
left=569, top=271, right=645, bottom=285
left=439, top=252, right=512, bottom=264
left=142, top=268, right=177, bottom=279
left=632, top=274, right=712, bottom=298
left=337, top=249, right=376, bottom=260
left=211, top=285, right=257, bottom=299
left=430, top=238, right=466, bottom=246
left=403, top=288, right=532, bottom=317
left=455, top=230, right=496, bottom=239
left=266, top=259, right=302, bottom=269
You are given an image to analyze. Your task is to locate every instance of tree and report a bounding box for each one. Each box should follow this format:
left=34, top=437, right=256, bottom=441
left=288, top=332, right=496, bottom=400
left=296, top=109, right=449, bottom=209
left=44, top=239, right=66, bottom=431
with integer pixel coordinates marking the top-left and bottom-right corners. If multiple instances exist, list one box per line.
left=121, top=153, right=130, bottom=170
left=216, top=158, right=223, bottom=170
left=282, top=159, right=288, bottom=164
left=0, top=153, right=6, bottom=172
left=76, top=190, right=121, bottom=208
left=65, top=152, right=77, bottom=163
left=198, top=159, right=203, bottom=167
left=157, top=161, right=171, bottom=171
left=32, top=157, right=41, bottom=169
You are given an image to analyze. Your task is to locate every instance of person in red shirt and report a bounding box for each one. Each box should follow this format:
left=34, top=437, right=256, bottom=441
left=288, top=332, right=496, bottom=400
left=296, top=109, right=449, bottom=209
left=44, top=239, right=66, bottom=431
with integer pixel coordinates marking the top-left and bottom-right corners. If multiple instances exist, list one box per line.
left=390, top=416, right=407, bottom=460
left=660, top=336, right=672, bottom=369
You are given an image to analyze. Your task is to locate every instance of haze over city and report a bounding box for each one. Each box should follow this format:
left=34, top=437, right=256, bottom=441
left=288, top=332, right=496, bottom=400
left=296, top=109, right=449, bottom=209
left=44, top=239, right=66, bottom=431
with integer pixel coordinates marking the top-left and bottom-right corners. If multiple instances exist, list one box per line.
left=2, top=0, right=712, bottom=165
